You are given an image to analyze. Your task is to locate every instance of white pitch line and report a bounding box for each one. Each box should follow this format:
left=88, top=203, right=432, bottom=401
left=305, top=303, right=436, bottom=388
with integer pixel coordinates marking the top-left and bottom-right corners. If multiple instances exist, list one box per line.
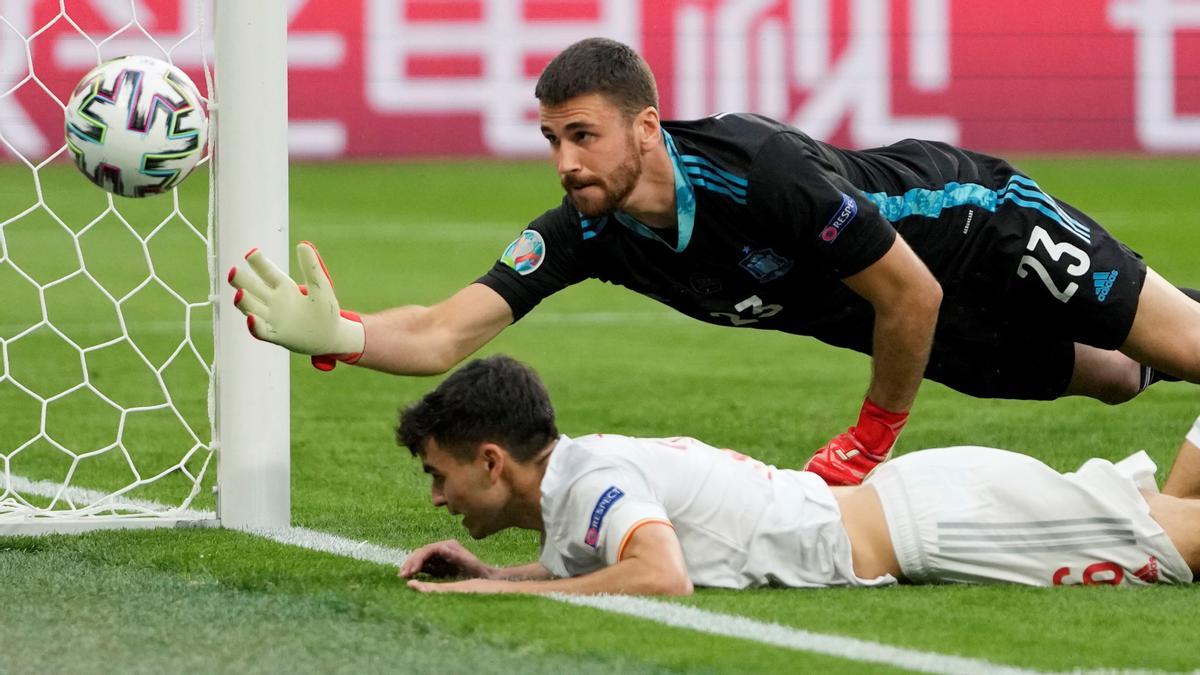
left=0, top=476, right=1141, bottom=674
left=242, top=525, right=410, bottom=568
left=2, top=476, right=408, bottom=566
left=2, top=475, right=204, bottom=518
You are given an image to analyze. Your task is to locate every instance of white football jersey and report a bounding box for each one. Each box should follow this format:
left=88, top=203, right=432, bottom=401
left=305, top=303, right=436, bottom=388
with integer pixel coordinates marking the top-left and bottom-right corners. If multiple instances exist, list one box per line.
left=1188, top=414, right=1200, bottom=448
left=537, top=434, right=895, bottom=589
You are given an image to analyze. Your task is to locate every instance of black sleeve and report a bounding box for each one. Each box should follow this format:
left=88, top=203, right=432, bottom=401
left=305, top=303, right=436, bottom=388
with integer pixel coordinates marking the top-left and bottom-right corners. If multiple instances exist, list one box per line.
left=750, top=132, right=896, bottom=278
left=476, top=200, right=589, bottom=321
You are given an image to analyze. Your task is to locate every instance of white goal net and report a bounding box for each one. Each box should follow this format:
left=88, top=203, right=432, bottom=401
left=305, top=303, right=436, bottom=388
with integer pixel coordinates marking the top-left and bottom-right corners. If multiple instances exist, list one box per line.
left=0, top=0, right=289, bottom=533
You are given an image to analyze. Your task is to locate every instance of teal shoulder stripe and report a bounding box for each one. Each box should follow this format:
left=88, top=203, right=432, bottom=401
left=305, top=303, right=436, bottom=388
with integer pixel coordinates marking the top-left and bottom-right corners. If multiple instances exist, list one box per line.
left=683, top=166, right=747, bottom=196
left=679, top=154, right=748, bottom=187
left=687, top=177, right=748, bottom=204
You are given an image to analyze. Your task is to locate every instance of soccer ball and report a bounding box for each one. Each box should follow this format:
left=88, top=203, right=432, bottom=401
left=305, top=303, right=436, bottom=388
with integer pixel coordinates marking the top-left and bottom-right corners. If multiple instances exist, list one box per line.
left=65, top=55, right=207, bottom=198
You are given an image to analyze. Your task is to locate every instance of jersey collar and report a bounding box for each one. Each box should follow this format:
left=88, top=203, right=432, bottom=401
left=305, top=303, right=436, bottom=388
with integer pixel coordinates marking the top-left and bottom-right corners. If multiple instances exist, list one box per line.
left=539, top=434, right=575, bottom=503
left=612, top=129, right=696, bottom=253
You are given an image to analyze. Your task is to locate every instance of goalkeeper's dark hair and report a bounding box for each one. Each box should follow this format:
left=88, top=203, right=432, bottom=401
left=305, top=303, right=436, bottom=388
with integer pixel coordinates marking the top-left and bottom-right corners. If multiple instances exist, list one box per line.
left=397, top=355, right=558, bottom=463
left=535, top=37, right=658, bottom=118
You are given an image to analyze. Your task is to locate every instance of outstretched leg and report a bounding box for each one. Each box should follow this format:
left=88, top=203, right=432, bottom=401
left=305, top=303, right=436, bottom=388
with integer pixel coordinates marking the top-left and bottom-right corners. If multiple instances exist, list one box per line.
left=1142, top=286, right=1200, bottom=385
left=1062, top=344, right=1142, bottom=404
left=1061, top=284, right=1200, bottom=403
left=1120, top=270, right=1200, bottom=382
left=1121, top=273, right=1200, bottom=496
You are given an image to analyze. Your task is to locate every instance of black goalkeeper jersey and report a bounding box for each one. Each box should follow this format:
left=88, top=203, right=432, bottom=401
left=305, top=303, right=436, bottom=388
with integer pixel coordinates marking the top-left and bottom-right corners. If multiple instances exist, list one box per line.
left=478, top=113, right=1067, bottom=355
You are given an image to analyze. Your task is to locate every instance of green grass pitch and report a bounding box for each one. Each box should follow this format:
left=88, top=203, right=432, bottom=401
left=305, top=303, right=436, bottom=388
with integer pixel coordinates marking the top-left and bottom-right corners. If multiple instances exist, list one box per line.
left=1, top=156, right=1199, bottom=672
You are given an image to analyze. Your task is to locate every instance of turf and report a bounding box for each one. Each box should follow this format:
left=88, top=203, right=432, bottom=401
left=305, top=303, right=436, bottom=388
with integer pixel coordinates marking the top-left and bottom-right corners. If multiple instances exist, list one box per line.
left=2, top=157, right=1200, bottom=672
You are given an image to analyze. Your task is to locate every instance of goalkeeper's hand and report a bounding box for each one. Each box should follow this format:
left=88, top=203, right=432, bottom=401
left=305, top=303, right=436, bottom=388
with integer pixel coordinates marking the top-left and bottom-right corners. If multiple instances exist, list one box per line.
left=804, top=398, right=909, bottom=486
left=228, top=241, right=365, bottom=372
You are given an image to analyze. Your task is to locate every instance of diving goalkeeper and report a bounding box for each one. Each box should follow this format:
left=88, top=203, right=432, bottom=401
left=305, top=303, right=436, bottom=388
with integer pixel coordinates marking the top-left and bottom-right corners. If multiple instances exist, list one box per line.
left=228, top=37, right=1200, bottom=494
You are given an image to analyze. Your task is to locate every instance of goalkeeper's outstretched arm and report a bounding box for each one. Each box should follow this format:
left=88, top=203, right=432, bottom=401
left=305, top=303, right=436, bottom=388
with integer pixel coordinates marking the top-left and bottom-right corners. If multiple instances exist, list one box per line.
left=229, top=242, right=512, bottom=375
left=356, top=283, right=513, bottom=375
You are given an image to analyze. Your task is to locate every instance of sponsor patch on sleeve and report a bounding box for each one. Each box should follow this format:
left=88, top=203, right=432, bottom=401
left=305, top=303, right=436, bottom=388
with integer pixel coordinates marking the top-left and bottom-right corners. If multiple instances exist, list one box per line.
left=584, top=486, right=625, bottom=548
left=500, top=229, right=546, bottom=275
left=819, top=192, right=858, bottom=243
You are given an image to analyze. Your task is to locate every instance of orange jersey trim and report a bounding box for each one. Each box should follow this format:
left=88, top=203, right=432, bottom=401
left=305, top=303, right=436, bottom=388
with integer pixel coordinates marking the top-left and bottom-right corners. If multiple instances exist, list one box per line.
left=617, top=518, right=675, bottom=561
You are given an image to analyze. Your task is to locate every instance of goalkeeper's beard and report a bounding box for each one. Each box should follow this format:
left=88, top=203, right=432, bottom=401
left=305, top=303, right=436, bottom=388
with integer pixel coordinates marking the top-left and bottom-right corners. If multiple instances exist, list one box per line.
left=562, top=136, right=643, bottom=219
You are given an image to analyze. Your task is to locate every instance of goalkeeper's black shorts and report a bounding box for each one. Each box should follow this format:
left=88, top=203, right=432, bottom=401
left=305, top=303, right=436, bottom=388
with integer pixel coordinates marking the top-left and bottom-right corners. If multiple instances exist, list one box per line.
left=909, top=187, right=1146, bottom=401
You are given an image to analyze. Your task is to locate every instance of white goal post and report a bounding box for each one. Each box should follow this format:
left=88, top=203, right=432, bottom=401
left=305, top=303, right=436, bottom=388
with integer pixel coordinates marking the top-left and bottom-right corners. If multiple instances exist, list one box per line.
left=212, top=0, right=290, bottom=530
left=0, top=0, right=290, bottom=533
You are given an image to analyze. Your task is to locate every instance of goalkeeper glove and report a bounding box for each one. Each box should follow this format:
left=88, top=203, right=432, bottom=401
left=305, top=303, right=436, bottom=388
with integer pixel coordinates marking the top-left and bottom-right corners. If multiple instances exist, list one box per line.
left=804, top=398, right=909, bottom=486
left=228, top=241, right=365, bottom=372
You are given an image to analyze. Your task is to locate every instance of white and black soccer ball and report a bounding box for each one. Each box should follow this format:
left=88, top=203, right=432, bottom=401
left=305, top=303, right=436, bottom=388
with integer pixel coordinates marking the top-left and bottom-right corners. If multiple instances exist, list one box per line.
left=65, top=55, right=207, bottom=198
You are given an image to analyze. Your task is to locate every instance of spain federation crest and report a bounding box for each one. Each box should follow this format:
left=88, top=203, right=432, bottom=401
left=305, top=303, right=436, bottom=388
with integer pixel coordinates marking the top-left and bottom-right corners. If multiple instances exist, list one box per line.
left=739, top=248, right=793, bottom=283
left=501, top=229, right=546, bottom=276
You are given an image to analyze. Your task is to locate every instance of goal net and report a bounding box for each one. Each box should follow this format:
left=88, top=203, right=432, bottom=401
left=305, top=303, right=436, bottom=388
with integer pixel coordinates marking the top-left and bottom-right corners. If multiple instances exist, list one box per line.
left=0, top=0, right=289, bottom=534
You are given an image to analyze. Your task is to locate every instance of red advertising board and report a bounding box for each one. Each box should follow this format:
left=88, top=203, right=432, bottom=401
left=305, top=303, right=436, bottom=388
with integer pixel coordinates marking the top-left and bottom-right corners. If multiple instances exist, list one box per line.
left=3, top=0, right=1198, bottom=160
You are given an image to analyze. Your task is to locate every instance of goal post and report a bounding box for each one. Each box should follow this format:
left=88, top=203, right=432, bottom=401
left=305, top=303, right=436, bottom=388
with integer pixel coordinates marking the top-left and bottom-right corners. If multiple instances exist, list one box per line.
left=0, top=0, right=290, bottom=533
left=213, top=0, right=291, bottom=529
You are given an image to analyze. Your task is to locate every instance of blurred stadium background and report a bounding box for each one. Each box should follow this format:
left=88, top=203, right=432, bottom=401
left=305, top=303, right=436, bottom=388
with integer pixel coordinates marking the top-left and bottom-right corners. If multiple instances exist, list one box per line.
left=5, top=0, right=1200, bottom=159
left=2, top=1, right=1200, bottom=672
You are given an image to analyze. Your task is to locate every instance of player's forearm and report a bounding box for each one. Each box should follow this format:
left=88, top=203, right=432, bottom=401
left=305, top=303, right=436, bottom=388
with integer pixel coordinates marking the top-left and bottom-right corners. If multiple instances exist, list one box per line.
left=353, top=306, right=461, bottom=375
left=435, top=557, right=693, bottom=596
left=841, top=237, right=941, bottom=412
left=352, top=284, right=513, bottom=376
left=355, top=309, right=496, bottom=376
left=536, top=559, right=692, bottom=595
left=867, top=292, right=939, bottom=411
left=487, top=562, right=555, bottom=581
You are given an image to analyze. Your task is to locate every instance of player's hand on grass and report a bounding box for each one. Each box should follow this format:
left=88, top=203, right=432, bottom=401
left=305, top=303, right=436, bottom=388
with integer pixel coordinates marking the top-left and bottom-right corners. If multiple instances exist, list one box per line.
left=399, top=540, right=496, bottom=580
left=228, top=241, right=365, bottom=371
left=805, top=398, right=909, bottom=486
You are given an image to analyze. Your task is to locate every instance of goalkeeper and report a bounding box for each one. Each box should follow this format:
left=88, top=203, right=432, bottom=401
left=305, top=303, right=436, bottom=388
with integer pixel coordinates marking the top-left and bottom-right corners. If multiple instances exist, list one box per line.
left=395, top=356, right=1198, bottom=595
left=228, top=37, right=1200, bottom=495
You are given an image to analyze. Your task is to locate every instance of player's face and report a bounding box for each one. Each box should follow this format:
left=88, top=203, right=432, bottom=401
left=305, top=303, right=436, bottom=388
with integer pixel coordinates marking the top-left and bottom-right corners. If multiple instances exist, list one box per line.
left=419, top=439, right=509, bottom=539
left=539, top=93, right=644, bottom=218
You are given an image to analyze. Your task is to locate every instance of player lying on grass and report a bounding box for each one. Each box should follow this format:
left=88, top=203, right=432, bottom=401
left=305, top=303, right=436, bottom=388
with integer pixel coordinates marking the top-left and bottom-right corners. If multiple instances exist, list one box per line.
left=229, top=37, right=1200, bottom=494
left=397, top=355, right=1199, bottom=595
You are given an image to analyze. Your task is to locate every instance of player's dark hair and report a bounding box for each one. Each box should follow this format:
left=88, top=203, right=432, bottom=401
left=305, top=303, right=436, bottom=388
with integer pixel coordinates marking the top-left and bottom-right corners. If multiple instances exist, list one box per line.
left=535, top=37, right=658, bottom=118
left=397, top=355, right=558, bottom=463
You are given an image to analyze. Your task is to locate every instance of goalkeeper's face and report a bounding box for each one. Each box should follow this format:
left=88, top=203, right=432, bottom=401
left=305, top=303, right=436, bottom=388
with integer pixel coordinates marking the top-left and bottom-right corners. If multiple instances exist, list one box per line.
left=540, top=93, right=646, bottom=218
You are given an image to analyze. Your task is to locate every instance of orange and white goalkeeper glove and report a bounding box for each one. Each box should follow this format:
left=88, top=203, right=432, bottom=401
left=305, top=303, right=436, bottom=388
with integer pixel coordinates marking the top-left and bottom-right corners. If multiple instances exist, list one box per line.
left=228, top=241, right=365, bottom=372
left=804, top=398, right=909, bottom=486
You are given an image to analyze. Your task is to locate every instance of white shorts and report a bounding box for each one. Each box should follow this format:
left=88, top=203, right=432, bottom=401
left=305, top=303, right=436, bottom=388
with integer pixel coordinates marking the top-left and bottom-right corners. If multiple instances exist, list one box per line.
left=867, top=447, right=1192, bottom=586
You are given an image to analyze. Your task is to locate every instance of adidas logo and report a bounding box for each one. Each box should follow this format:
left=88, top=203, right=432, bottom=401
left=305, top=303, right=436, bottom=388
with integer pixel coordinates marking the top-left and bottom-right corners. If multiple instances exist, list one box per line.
left=1093, top=270, right=1118, bottom=302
